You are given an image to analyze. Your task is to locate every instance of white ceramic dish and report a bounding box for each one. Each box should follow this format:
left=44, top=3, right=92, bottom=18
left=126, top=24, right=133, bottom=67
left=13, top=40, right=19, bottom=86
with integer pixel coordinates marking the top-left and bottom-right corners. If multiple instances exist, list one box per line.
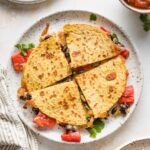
left=117, top=137, right=150, bottom=150
left=8, top=0, right=46, bottom=4
left=7, top=10, right=143, bottom=144
left=119, top=0, right=150, bottom=14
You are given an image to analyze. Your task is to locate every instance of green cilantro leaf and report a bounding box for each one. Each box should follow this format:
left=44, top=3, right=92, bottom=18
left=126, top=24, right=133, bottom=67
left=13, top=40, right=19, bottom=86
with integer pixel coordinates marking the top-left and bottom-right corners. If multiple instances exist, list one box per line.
left=87, top=119, right=105, bottom=138
left=140, top=14, right=150, bottom=31
left=93, top=119, right=105, bottom=133
left=86, top=128, right=97, bottom=138
left=90, top=13, right=97, bottom=21
left=15, top=43, right=35, bottom=56
left=111, top=33, right=119, bottom=43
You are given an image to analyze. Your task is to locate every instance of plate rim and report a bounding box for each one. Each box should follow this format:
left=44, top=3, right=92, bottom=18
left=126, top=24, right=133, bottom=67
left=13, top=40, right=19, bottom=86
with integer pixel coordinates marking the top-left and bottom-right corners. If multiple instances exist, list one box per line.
left=8, top=0, right=46, bottom=4
left=7, top=9, right=144, bottom=144
left=116, top=136, right=150, bottom=150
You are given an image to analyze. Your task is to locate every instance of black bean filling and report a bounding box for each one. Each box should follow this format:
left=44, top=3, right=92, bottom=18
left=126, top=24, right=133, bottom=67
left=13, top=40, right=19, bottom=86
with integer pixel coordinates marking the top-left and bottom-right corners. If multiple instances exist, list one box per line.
left=120, top=103, right=129, bottom=116
left=59, top=124, right=78, bottom=133
left=61, top=44, right=71, bottom=63
left=32, top=107, right=39, bottom=115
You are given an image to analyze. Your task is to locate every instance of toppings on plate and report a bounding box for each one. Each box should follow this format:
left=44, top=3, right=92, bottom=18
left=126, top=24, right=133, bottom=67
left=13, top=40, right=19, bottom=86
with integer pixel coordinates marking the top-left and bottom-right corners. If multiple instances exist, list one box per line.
left=100, top=26, right=111, bottom=35
left=118, top=85, right=134, bottom=105
left=87, top=119, right=105, bottom=138
left=11, top=43, right=34, bottom=72
left=33, top=112, right=56, bottom=127
left=61, top=131, right=81, bottom=142
left=89, top=13, right=97, bottom=21
left=15, top=23, right=135, bottom=143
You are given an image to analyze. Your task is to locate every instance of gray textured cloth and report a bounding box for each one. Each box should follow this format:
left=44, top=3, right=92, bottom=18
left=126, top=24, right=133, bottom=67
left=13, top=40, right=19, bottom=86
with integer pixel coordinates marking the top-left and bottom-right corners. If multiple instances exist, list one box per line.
left=0, top=68, right=38, bottom=150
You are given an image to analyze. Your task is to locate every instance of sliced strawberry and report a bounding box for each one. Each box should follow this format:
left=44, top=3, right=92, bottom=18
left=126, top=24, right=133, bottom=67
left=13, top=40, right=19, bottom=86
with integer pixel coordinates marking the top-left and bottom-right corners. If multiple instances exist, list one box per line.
left=118, top=85, right=134, bottom=105
left=33, top=112, right=56, bottom=127
left=61, top=131, right=81, bottom=142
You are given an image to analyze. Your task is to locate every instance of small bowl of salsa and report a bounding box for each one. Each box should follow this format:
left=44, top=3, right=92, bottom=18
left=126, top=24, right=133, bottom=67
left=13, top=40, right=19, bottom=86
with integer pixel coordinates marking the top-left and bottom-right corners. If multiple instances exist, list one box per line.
left=119, top=0, right=150, bottom=13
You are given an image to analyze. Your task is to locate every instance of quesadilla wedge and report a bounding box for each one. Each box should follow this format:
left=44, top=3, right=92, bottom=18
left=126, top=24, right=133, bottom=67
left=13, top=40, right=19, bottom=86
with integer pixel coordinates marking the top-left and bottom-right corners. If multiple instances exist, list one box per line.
left=75, top=56, right=127, bottom=118
left=29, top=81, right=87, bottom=126
left=64, top=24, right=120, bottom=68
left=22, top=34, right=72, bottom=92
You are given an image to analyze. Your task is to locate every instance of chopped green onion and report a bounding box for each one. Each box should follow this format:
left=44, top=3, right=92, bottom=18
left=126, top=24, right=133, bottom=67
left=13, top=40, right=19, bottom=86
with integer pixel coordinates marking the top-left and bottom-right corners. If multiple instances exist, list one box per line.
left=90, top=13, right=97, bottom=21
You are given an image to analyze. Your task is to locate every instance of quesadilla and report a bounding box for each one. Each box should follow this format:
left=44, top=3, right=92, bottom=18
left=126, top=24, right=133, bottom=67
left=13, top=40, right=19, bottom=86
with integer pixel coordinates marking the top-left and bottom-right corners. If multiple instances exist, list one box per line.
left=75, top=56, right=127, bottom=118
left=29, top=81, right=87, bottom=126
left=64, top=24, right=120, bottom=68
left=22, top=34, right=72, bottom=92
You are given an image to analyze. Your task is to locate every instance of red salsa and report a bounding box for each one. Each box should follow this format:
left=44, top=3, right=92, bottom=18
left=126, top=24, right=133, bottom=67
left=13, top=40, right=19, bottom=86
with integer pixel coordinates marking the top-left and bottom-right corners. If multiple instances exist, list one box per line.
left=125, top=0, right=150, bottom=9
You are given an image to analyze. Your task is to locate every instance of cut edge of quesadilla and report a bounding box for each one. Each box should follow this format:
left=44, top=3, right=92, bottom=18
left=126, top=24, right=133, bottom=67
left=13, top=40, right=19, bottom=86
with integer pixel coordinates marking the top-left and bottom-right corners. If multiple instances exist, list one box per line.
left=63, top=24, right=120, bottom=69
left=27, top=81, right=88, bottom=126
left=21, top=34, right=72, bottom=92
left=75, top=56, right=127, bottom=118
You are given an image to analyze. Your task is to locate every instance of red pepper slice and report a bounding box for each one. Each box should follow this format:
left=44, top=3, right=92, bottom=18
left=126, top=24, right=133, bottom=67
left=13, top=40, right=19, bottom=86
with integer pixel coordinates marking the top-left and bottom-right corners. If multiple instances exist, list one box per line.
left=61, top=131, right=81, bottom=142
left=11, top=52, right=26, bottom=72
left=83, top=64, right=93, bottom=71
left=120, top=49, right=129, bottom=59
left=118, top=85, right=134, bottom=105
left=11, top=50, right=32, bottom=72
left=100, top=27, right=111, bottom=35
left=33, top=112, right=56, bottom=127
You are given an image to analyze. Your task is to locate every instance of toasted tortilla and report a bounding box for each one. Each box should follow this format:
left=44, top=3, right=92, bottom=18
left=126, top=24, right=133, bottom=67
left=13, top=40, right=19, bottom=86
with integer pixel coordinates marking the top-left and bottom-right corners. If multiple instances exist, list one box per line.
left=75, top=56, right=127, bottom=118
left=64, top=24, right=120, bottom=68
left=30, top=81, right=87, bottom=126
left=22, top=35, right=72, bottom=92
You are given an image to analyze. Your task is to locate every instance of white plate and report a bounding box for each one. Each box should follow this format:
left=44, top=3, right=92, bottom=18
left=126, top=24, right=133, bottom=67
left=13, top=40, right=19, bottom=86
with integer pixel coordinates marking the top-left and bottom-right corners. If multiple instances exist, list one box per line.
left=7, top=10, right=143, bottom=144
left=8, top=0, right=46, bottom=4
left=117, top=137, right=150, bottom=150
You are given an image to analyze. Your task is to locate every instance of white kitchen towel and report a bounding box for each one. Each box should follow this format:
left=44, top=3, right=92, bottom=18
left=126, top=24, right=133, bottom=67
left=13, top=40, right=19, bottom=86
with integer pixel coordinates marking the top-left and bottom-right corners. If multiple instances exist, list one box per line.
left=0, top=68, right=38, bottom=150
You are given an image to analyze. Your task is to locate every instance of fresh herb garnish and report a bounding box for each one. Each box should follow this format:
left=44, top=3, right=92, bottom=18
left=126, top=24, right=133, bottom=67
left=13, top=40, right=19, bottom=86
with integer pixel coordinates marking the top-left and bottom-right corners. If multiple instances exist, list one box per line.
left=87, top=119, right=105, bottom=138
left=111, top=33, right=119, bottom=43
left=15, top=43, right=35, bottom=56
left=87, top=128, right=97, bottom=138
left=90, top=13, right=97, bottom=21
left=140, top=14, right=150, bottom=31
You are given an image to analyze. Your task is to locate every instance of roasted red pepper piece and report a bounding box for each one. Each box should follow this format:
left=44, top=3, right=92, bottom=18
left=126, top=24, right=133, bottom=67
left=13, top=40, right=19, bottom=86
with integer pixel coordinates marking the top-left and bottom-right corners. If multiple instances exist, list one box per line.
left=100, top=26, right=111, bottom=35
left=119, top=85, right=134, bottom=105
left=11, top=52, right=26, bottom=72
left=83, top=64, right=93, bottom=71
left=11, top=50, right=32, bottom=72
left=33, top=112, right=56, bottom=127
left=61, top=131, right=81, bottom=142
left=120, top=49, right=129, bottom=59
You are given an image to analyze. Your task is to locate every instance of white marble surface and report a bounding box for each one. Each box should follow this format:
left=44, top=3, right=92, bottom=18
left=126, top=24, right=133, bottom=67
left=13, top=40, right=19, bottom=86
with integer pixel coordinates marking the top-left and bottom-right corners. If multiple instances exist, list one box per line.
left=0, top=0, right=150, bottom=150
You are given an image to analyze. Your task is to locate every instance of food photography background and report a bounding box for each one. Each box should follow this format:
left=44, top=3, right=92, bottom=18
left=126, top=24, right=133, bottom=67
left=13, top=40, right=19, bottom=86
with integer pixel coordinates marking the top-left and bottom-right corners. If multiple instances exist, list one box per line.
left=0, top=0, right=149, bottom=150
